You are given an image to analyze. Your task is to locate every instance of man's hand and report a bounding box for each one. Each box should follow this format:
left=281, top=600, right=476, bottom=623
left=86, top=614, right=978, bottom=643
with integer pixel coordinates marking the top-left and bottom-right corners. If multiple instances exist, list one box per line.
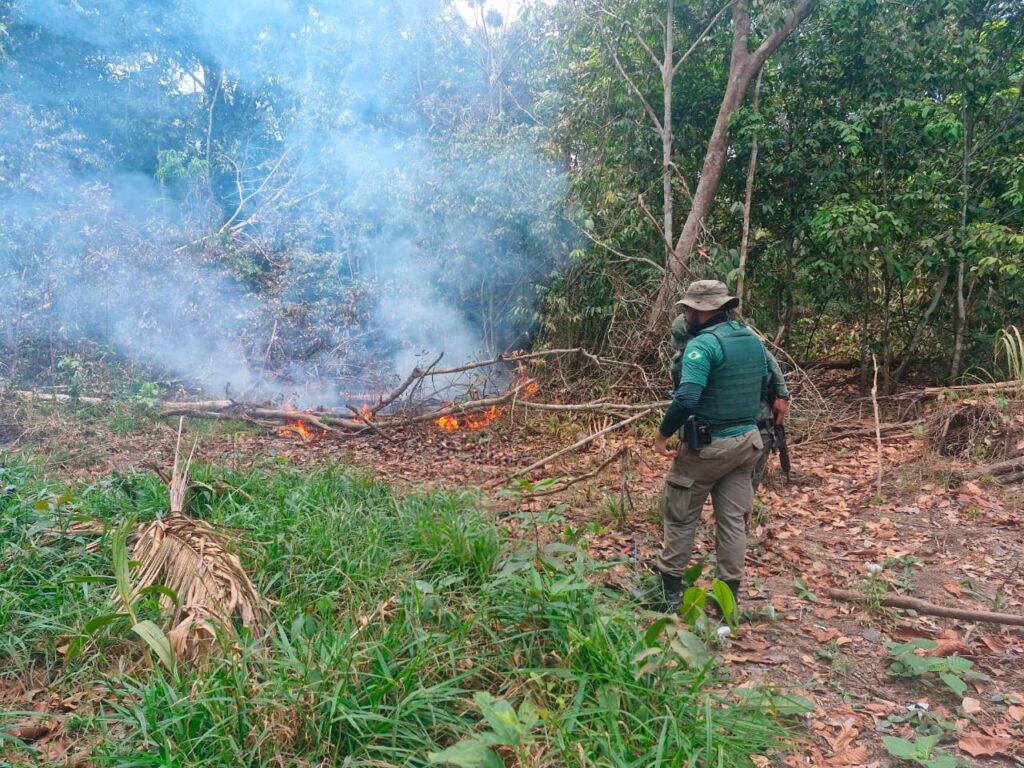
left=772, top=398, right=789, bottom=425
left=654, top=432, right=678, bottom=458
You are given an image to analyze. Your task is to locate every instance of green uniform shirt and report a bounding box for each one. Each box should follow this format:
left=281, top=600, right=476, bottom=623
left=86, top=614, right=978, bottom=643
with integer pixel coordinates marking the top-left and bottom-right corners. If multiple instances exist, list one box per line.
left=678, top=330, right=764, bottom=440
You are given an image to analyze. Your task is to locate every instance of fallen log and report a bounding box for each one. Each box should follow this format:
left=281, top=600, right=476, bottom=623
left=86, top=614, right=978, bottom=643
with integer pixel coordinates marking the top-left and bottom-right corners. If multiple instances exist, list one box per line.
left=12, top=390, right=105, bottom=404
left=158, top=380, right=539, bottom=436
left=247, top=408, right=360, bottom=432
left=996, top=470, right=1024, bottom=485
left=159, top=399, right=234, bottom=411
left=921, top=380, right=1023, bottom=397
left=795, top=419, right=924, bottom=446
left=964, top=454, right=1024, bottom=480
left=827, top=588, right=1024, bottom=627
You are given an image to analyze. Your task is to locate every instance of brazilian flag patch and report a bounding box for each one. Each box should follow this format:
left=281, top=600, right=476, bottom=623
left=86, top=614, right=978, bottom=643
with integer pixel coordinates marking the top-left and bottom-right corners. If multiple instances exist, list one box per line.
left=686, top=350, right=703, bottom=361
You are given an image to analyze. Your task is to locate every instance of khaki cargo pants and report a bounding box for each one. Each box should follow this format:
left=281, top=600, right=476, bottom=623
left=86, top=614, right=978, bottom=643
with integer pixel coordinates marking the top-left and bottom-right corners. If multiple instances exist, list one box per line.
left=655, top=430, right=763, bottom=583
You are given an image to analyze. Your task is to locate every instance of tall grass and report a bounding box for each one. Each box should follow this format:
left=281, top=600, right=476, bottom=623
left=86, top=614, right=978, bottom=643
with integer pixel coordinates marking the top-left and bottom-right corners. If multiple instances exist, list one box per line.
left=0, top=456, right=796, bottom=767
left=996, top=325, right=1024, bottom=384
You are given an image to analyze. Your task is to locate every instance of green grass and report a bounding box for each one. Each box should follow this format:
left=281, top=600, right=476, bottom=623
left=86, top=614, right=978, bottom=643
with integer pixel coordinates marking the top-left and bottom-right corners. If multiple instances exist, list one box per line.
left=0, top=454, right=796, bottom=767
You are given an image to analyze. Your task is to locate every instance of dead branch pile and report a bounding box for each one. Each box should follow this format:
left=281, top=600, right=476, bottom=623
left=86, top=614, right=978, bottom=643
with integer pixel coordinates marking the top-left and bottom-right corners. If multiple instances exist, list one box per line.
left=156, top=349, right=663, bottom=437
left=924, top=399, right=1024, bottom=460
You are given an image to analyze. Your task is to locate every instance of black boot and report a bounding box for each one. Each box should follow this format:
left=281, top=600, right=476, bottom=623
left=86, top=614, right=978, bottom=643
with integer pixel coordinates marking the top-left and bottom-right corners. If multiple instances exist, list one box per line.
left=632, top=573, right=684, bottom=614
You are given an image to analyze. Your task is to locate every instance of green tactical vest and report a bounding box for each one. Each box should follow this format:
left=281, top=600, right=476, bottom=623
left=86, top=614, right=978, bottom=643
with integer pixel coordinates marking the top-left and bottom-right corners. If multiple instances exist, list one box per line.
left=694, top=321, right=765, bottom=426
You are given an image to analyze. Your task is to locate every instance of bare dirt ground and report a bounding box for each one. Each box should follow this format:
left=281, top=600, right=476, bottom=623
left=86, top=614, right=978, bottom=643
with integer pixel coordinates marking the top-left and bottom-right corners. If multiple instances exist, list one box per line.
left=2, top=383, right=1022, bottom=768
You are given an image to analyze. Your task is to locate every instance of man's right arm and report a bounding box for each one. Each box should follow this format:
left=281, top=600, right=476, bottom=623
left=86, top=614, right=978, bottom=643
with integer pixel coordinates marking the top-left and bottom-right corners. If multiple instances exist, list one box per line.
left=765, top=349, right=789, bottom=424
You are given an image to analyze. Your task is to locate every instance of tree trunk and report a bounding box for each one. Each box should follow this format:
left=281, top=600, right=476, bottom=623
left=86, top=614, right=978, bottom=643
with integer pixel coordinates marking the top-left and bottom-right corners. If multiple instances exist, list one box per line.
left=736, top=69, right=763, bottom=306
left=661, top=0, right=675, bottom=260
left=646, top=0, right=817, bottom=338
left=891, top=268, right=950, bottom=386
left=950, top=106, right=975, bottom=383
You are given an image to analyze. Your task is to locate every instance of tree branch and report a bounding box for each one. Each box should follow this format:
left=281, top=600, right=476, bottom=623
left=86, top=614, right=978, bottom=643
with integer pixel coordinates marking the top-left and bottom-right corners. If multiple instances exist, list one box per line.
left=749, top=0, right=818, bottom=74
left=600, top=22, right=664, bottom=134
left=673, top=0, right=737, bottom=76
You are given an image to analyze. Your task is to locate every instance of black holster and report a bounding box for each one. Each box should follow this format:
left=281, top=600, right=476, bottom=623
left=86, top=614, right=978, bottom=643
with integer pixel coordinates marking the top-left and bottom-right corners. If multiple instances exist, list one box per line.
left=683, top=415, right=712, bottom=451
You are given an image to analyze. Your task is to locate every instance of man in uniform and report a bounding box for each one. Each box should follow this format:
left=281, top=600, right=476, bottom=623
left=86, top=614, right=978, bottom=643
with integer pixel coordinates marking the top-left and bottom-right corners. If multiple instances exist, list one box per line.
left=647, top=280, right=767, bottom=614
left=669, top=313, right=789, bottom=493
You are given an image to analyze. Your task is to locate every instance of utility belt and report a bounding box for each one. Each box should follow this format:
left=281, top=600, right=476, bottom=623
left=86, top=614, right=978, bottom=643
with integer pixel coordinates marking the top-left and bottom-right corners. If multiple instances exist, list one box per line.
left=682, top=416, right=756, bottom=451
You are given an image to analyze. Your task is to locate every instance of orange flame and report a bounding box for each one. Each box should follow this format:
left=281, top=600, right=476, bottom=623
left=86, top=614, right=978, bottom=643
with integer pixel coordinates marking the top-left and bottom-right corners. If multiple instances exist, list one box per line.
left=292, top=419, right=324, bottom=440
left=524, top=382, right=539, bottom=398
left=278, top=404, right=327, bottom=440
left=434, top=406, right=501, bottom=432
left=435, top=415, right=460, bottom=432
left=362, top=403, right=372, bottom=421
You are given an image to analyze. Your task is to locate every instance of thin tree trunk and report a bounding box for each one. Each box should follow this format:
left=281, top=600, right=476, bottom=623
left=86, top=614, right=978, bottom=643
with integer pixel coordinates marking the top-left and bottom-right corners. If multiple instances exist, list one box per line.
left=662, top=0, right=675, bottom=259
left=891, top=268, right=950, bottom=386
left=950, top=106, right=975, bottom=383
left=205, top=67, right=222, bottom=169
left=736, top=69, right=763, bottom=305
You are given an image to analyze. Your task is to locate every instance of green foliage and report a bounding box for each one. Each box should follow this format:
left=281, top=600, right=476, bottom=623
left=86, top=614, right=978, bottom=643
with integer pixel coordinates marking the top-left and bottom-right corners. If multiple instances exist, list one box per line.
left=886, top=639, right=988, bottom=697
left=882, top=734, right=960, bottom=768
left=995, top=325, right=1024, bottom=383
left=793, top=577, right=818, bottom=603
left=428, top=692, right=540, bottom=767
left=154, top=150, right=210, bottom=183
left=0, top=459, right=793, bottom=767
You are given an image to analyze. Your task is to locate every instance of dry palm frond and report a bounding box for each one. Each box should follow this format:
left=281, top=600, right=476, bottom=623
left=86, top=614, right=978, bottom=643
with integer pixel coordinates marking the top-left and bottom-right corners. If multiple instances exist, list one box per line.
left=133, top=421, right=265, bottom=634
left=130, top=511, right=265, bottom=634
left=57, top=419, right=266, bottom=662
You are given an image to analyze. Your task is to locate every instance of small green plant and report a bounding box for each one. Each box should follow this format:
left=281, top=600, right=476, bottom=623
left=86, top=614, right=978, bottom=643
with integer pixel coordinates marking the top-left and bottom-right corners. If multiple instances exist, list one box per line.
left=66, top=520, right=176, bottom=673
left=429, top=692, right=540, bottom=767
left=131, top=381, right=162, bottom=410
left=882, top=734, right=960, bottom=768
left=887, top=639, right=988, bottom=696
left=815, top=640, right=838, bottom=661
left=793, top=577, right=818, bottom=603
left=885, top=555, right=923, bottom=594
left=882, top=706, right=958, bottom=738
left=749, top=496, right=769, bottom=527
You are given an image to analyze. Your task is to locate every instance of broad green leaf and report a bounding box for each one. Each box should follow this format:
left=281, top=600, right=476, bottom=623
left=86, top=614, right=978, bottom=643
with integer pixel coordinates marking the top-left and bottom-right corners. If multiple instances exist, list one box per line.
left=939, top=672, right=967, bottom=696
left=131, top=620, right=174, bottom=672
left=84, top=612, right=129, bottom=634
left=669, top=629, right=710, bottom=668
left=644, top=616, right=672, bottom=647
left=473, top=692, right=520, bottom=745
left=882, top=736, right=920, bottom=760
left=916, top=733, right=941, bottom=754
left=711, top=580, right=737, bottom=625
left=428, top=739, right=503, bottom=768
left=632, top=647, right=661, bottom=666
left=943, top=656, right=973, bottom=673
